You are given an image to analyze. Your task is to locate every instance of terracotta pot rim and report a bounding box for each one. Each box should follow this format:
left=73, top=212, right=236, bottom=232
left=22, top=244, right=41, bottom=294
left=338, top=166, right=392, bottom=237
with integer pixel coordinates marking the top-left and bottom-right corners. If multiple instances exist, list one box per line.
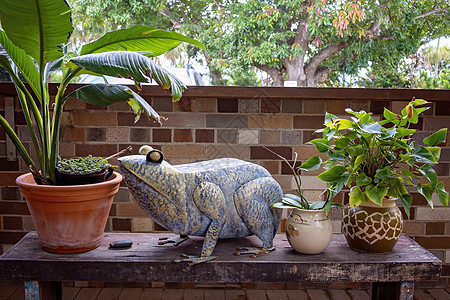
left=16, top=171, right=122, bottom=189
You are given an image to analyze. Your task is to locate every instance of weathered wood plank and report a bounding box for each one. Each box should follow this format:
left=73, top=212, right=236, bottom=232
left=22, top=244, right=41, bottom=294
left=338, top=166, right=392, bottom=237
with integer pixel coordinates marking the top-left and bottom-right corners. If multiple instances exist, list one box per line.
left=0, top=233, right=441, bottom=284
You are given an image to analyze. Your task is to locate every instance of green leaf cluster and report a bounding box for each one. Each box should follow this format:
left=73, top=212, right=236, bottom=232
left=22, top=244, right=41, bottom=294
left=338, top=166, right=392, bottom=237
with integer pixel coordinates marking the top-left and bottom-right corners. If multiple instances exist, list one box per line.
left=265, top=147, right=343, bottom=213
left=56, top=155, right=114, bottom=175
left=309, top=98, right=448, bottom=218
left=0, top=0, right=204, bottom=184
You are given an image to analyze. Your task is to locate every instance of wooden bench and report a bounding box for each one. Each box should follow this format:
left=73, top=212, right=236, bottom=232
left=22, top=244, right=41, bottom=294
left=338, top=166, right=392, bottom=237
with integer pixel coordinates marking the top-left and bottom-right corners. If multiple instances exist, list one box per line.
left=0, top=232, right=442, bottom=300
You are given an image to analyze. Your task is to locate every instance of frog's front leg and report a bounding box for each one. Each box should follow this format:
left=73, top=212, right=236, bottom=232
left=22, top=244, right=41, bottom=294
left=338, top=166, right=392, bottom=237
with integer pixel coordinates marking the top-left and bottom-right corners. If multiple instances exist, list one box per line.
left=176, top=181, right=227, bottom=265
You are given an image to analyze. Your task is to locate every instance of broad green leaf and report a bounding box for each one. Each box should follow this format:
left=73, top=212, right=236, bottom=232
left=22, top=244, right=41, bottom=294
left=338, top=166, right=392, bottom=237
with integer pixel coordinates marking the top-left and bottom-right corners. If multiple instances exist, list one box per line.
left=412, top=146, right=439, bottom=164
left=318, top=166, right=346, bottom=182
left=298, top=156, right=322, bottom=171
left=335, top=137, right=350, bottom=148
left=353, top=154, right=366, bottom=170
left=308, top=138, right=330, bottom=153
left=66, top=84, right=161, bottom=122
left=396, top=127, right=416, bottom=138
left=310, top=201, right=326, bottom=210
left=375, top=166, right=391, bottom=180
left=344, top=131, right=358, bottom=141
left=360, top=122, right=383, bottom=133
left=401, top=170, right=417, bottom=178
left=418, top=164, right=438, bottom=189
left=366, top=184, right=388, bottom=206
left=356, top=173, right=372, bottom=186
left=0, top=31, right=41, bottom=99
left=436, top=182, right=448, bottom=208
left=423, top=128, right=447, bottom=146
left=417, top=183, right=434, bottom=208
left=349, top=186, right=366, bottom=206
left=69, top=51, right=185, bottom=101
left=336, top=118, right=353, bottom=129
left=70, top=51, right=152, bottom=83
left=0, top=0, right=73, bottom=67
left=383, top=108, right=398, bottom=121
left=410, top=98, right=429, bottom=106
left=80, top=25, right=205, bottom=56
left=272, top=203, right=297, bottom=209
left=398, top=193, right=412, bottom=219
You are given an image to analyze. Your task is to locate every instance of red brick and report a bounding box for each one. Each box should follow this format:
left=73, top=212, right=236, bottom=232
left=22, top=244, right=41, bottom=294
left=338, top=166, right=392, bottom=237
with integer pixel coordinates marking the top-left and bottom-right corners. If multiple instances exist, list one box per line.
left=414, top=236, right=450, bottom=249
left=426, top=222, right=446, bottom=235
left=326, top=100, right=347, bottom=114
left=153, top=128, right=172, bottom=143
left=164, top=145, right=205, bottom=159
left=303, top=100, right=325, bottom=114
left=293, top=116, right=323, bottom=129
left=0, top=158, right=19, bottom=171
left=0, top=172, right=23, bottom=186
left=0, top=231, right=27, bottom=244
left=0, top=202, right=29, bottom=215
left=117, top=112, right=161, bottom=127
left=3, top=216, right=23, bottom=230
left=112, top=218, right=132, bottom=231
left=218, top=99, right=238, bottom=113
left=174, top=98, right=193, bottom=112
left=1, top=187, right=21, bottom=200
left=173, top=129, right=193, bottom=142
left=195, top=129, right=214, bottom=143
left=261, top=98, right=281, bottom=113
left=250, top=146, right=292, bottom=160
left=442, top=264, right=450, bottom=276
left=436, top=102, right=450, bottom=116
left=249, top=115, right=291, bottom=129
left=75, top=144, right=118, bottom=157
left=72, top=112, right=117, bottom=126
left=64, top=128, right=84, bottom=142
left=370, top=101, right=390, bottom=115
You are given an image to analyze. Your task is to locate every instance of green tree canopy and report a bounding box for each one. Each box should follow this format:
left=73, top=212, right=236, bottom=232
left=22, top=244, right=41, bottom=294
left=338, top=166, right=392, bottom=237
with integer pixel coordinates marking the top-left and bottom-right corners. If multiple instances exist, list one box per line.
left=69, top=0, right=450, bottom=87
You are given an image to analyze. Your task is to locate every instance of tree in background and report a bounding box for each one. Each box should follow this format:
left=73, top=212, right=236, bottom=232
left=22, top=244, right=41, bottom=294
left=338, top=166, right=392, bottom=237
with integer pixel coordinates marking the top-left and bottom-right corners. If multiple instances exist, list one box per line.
left=69, top=0, right=449, bottom=87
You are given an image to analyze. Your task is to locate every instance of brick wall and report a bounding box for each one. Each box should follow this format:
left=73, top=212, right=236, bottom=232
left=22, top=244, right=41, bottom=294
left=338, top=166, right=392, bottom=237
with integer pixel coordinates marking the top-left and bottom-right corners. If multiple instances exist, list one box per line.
left=1, top=83, right=449, bottom=287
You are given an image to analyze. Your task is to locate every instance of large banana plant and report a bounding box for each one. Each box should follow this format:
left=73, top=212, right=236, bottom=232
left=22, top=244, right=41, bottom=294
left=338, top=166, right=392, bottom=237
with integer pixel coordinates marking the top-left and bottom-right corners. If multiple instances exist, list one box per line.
left=0, top=0, right=205, bottom=184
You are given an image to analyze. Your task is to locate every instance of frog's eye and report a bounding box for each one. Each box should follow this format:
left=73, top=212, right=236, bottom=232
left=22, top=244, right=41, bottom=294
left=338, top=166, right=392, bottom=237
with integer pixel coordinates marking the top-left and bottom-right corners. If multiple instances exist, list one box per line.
left=146, top=149, right=164, bottom=163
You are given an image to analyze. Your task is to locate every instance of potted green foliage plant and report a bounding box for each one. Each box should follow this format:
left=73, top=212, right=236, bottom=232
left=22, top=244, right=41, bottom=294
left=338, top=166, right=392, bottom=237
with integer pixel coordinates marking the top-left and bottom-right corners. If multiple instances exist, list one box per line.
left=0, top=0, right=205, bottom=253
left=266, top=147, right=342, bottom=254
left=306, top=98, right=449, bottom=253
left=55, top=155, right=115, bottom=186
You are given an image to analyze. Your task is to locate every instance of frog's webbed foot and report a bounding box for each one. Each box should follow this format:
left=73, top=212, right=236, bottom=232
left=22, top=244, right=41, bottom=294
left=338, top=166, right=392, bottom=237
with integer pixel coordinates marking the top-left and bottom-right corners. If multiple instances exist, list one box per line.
left=234, top=246, right=276, bottom=258
left=174, top=254, right=216, bottom=266
left=158, top=235, right=189, bottom=246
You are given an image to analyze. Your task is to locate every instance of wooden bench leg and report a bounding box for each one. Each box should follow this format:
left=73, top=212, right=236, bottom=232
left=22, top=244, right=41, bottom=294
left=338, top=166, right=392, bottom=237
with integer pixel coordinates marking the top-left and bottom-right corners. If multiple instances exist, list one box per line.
left=24, top=281, right=62, bottom=300
left=371, top=281, right=414, bottom=300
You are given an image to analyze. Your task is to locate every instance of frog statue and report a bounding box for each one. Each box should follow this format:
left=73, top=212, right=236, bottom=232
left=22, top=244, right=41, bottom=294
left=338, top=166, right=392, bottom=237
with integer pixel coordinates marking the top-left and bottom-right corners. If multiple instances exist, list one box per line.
left=118, top=146, right=282, bottom=265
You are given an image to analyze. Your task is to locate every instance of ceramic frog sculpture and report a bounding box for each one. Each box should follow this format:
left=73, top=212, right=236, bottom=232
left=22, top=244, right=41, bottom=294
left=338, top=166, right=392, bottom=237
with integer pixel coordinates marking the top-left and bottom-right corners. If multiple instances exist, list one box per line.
left=118, top=147, right=282, bottom=265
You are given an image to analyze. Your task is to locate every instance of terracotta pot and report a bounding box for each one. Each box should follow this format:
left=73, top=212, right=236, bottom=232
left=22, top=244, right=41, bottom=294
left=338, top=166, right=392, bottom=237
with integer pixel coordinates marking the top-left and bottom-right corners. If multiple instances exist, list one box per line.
left=16, top=172, right=122, bottom=254
left=285, top=208, right=333, bottom=254
left=342, top=198, right=403, bottom=253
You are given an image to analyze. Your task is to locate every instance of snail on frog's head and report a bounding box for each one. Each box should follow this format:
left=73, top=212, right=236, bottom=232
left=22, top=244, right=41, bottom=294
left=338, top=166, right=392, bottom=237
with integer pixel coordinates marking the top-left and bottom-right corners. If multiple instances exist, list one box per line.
left=138, top=145, right=164, bottom=164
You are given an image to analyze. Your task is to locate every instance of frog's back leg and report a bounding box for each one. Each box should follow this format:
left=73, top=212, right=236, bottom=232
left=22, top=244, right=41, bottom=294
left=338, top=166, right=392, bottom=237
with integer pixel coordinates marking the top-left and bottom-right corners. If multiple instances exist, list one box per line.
left=234, top=177, right=282, bottom=249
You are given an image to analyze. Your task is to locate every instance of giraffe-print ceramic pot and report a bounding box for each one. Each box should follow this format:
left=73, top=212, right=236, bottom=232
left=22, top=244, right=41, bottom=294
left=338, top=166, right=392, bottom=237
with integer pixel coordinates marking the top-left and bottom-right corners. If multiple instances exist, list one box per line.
left=342, top=198, right=403, bottom=253
left=285, top=208, right=333, bottom=254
